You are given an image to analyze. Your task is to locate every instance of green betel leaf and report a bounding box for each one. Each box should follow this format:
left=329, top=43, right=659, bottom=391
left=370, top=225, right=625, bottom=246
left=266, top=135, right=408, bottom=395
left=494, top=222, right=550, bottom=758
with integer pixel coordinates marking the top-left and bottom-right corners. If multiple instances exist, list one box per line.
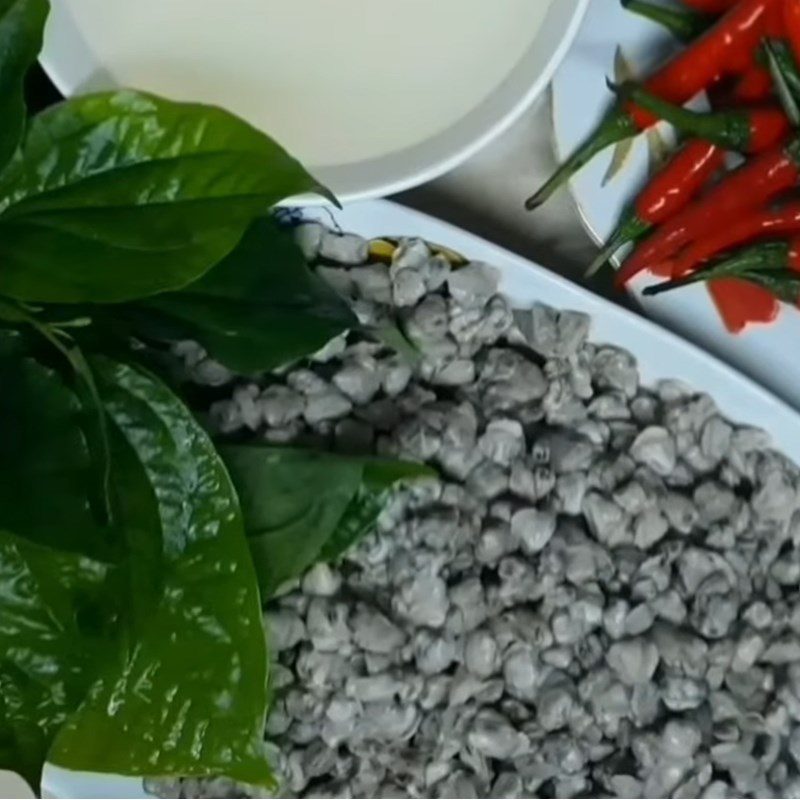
left=0, top=90, right=329, bottom=303
left=361, top=458, right=439, bottom=490
left=314, top=484, right=387, bottom=566
left=0, top=335, right=115, bottom=792
left=0, top=530, right=112, bottom=794
left=222, top=445, right=363, bottom=596
left=0, top=338, right=111, bottom=558
left=0, top=0, right=49, bottom=170
left=0, top=300, right=114, bottom=525
left=128, top=217, right=357, bottom=374
left=318, top=458, right=436, bottom=563
left=48, top=359, right=272, bottom=786
left=222, top=445, right=435, bottom=597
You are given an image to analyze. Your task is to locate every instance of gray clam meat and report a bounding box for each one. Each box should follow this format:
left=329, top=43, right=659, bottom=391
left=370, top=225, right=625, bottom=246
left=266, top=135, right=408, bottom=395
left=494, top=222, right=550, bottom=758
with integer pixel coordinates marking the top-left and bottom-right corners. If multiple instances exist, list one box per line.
left=162, top=230, right=800, bottom=800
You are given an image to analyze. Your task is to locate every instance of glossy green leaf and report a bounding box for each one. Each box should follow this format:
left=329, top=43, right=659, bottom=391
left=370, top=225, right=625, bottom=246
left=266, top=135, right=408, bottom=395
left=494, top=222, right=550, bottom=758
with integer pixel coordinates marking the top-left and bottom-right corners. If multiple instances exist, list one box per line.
left=0, top=529, right=112, bottom=793
left=222, top=445, right=434, bottom=596
left=0, top=0, right=49, bottom=170
left=0, top=341, right=111, bottom=557
left=0, top=90, right=328, bottom=303
left=316, top=485, right=385, bottom=566
left=128, top=217, right=357, bottom=374
left=0, top=299, right=114, bottom=524
left=361, top=458, right=438, bottom=490
left=55, top=342, right=113, bottom=526
left=0, top=336, right=117, bottom=792
left=318, top=458, right=436, bottom=563
left=48, top=360, right=272, bottom=786
left=222, top=445, right=362, bottom=595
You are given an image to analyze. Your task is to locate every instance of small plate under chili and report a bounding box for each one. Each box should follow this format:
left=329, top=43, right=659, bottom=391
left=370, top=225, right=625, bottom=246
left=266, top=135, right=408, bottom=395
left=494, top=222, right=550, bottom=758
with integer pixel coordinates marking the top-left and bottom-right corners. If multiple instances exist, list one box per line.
left=552, top=0, right=800, bottom=411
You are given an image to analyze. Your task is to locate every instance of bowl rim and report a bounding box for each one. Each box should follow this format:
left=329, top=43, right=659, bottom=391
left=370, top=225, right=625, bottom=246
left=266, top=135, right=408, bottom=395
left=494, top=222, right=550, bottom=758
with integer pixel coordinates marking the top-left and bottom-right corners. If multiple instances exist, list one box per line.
left=310, top=0, right=591, bottom=201
left=38, top=0, right=591, bottom=203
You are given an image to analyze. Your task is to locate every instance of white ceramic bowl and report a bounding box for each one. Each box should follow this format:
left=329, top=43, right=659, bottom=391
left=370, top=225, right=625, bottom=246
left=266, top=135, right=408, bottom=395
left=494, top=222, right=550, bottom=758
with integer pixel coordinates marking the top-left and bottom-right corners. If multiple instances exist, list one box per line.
left=39, top=1, right=589, bottom=203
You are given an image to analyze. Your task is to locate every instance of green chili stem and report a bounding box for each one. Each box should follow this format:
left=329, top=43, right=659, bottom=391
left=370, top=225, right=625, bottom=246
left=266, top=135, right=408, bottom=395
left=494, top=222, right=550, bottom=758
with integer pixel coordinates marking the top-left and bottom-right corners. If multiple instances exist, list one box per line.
left=643, top=241, right=790, bottom=295
left=764, top=40, right=800, bottom=126
left=525, top=107, right=637, bottom=211
left=611, top=81, right=751, bottom=152
left=585, top=215, right=651, bottom=278
left=746, top=269, right=800, bottom=304
left=760, top=39, right=800, bottom=98
left=621, top=0, right=710, bottom=43
left=764, top=39, right=800, bottom=125
left=786, top=135, right=800, bottom=170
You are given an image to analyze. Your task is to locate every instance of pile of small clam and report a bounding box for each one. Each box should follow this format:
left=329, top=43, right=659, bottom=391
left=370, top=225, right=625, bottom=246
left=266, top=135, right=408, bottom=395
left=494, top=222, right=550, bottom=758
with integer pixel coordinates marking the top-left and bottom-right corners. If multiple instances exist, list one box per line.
left=160, top=223, right=800, bottom=800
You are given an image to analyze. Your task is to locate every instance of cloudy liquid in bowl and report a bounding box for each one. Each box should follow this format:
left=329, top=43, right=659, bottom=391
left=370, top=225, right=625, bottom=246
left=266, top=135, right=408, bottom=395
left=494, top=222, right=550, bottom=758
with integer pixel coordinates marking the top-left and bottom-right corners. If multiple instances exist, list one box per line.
left=45, top=0, right=553, bottom=166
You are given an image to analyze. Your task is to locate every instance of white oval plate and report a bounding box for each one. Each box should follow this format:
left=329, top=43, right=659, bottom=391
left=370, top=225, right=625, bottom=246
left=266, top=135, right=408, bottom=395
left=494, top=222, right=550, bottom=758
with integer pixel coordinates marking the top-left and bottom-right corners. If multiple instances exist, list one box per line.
left=39, top=0, right=588, bottom=204
left=41, top=197, right=800, bottom=797
left=551, top=0, right=800, bottom=411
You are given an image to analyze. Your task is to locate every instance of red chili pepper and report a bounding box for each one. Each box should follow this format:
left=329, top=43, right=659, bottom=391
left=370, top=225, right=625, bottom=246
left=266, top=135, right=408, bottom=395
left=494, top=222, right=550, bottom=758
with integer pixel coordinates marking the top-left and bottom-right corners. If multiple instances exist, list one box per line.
left=709, top=220, right=800, bottom=332
left=526, top=0, right=777, bottom=210
left=681, top=0, right=739, bottom=11
left=767, top=0, right=788, bottom=35
left=615, top=137, right=800, bottom=287
left=586, top=139, right=725, bottom=277
left=785, top=0, right=800, bottom=65
left=708, top=279, right=781, bottom=333
left=615, top=81, right=791, bottom=153
left=733, top=64, right=775, bottom=101
left=637, top=140, right=725, bottom=222
left=630, top=0, right=779, bottom=127
left=669, top=201, right=800, bottom=277
left=589, top=56, right=777, bottom=279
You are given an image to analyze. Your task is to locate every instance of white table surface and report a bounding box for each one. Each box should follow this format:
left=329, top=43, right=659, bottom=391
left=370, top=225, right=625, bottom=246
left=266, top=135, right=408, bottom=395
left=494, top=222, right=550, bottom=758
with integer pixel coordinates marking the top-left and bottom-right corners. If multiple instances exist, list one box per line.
left=398, top=93, right=604, bottom=289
